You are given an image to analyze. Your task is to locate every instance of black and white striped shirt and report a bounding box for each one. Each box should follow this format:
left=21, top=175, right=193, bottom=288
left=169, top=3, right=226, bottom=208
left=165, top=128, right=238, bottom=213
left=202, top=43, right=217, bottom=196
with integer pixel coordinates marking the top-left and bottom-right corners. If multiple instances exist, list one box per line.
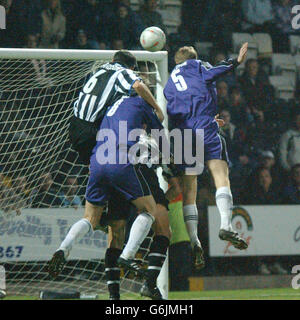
left=73, top=62, right=141, bottom=122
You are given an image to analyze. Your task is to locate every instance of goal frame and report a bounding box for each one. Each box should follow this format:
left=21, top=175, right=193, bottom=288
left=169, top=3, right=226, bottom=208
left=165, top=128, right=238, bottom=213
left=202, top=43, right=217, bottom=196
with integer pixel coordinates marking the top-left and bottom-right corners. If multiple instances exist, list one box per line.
left=0, top=48, right=169, bottom=299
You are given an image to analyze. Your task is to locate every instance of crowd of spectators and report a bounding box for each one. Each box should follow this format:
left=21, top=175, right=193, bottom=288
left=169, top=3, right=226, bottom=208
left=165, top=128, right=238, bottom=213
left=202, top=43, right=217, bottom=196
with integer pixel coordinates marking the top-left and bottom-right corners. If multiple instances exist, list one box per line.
left=0, top=0, right=165, bottom=51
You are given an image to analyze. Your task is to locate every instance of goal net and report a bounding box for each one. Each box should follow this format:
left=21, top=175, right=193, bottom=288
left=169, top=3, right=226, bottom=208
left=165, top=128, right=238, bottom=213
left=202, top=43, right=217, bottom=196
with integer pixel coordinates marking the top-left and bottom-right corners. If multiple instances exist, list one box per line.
left=0, top=48, right=168, bottom=299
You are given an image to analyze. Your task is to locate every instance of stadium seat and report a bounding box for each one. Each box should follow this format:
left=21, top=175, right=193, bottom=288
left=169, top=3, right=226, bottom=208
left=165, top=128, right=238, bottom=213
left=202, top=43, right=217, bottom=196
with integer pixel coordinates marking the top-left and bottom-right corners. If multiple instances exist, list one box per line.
left=252, top=33, right=273, bottom=58
left=269, top=75, right=295, bottom=100
left=159, top=0, right=182, bottom=34
left=232, top=33, right=258, bottom=59
left=271, top=54, right=297, bottom=86
left=289, top=35, right=300, bottom=55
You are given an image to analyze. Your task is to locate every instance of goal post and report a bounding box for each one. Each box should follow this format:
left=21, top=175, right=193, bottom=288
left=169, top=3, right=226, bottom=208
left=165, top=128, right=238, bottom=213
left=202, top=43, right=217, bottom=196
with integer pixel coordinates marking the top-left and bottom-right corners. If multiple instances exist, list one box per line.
left=0, top=48, right=169, bottom=299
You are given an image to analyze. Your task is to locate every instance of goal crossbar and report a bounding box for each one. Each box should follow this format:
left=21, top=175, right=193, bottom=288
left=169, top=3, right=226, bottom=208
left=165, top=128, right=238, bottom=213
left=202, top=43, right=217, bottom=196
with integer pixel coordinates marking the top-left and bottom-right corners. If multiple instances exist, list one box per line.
left=0, top=48, right=168, bottom=61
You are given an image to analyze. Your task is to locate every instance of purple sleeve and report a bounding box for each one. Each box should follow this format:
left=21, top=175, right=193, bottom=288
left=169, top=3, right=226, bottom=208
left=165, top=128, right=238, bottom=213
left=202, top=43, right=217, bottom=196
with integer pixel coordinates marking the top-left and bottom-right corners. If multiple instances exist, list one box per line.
left=200, top=58, right=239, bottom=82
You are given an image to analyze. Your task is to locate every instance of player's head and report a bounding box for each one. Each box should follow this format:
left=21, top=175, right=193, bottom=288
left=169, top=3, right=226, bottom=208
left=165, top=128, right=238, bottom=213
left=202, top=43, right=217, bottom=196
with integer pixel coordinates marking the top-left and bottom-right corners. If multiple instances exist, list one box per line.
left=113, top=50, right=137, bottom=70
left=174, top=46, right=198, bottom=65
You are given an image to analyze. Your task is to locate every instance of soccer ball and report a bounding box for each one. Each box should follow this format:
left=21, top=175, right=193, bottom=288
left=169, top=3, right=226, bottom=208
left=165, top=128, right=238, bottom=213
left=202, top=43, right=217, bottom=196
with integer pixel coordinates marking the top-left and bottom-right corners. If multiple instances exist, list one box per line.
left=140, top=26, right=166, bottom=52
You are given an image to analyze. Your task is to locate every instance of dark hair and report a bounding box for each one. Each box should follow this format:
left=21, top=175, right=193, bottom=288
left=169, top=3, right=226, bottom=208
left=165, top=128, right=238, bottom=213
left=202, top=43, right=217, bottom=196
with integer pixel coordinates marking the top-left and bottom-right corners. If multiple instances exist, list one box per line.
left=245, top=58, right=258, bottom=72
left=113, top=50, right=137, bottom=69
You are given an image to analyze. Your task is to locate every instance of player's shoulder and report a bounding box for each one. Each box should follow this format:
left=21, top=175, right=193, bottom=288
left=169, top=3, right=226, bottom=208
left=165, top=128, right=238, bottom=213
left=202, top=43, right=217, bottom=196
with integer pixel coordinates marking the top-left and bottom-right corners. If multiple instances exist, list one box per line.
left=175, top=59, right=211, bottom=71
left=197, top=59, right=213, bottom=69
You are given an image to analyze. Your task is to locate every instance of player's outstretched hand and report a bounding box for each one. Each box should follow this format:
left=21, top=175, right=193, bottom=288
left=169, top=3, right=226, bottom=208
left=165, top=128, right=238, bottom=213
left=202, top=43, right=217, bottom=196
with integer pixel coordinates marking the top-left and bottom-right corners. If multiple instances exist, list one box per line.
left=215, top=114, right=225, bottom=127
left=237, top=42, right=248, bottom=64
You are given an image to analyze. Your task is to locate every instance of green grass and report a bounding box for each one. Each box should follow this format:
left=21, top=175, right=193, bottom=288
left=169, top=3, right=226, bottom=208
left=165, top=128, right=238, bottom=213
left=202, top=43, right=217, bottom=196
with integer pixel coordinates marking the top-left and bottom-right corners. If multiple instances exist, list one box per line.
left=3, top=288, right=300, bottom=300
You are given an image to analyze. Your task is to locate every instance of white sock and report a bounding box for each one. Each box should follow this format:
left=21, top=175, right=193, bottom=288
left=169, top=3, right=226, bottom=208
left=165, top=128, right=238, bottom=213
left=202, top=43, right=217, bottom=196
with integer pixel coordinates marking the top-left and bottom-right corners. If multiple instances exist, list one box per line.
left=215, top=186, right=233, bottom=231
left=58, top=218, right=92, bottom=258
left=120, top=212, right=155, bottom=260
left=183, top=204, right=201, bottom=247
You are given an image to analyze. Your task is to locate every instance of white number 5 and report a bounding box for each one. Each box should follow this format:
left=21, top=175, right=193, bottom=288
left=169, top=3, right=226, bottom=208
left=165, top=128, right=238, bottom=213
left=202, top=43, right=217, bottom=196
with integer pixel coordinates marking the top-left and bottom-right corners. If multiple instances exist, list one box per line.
left=171, top=69, right=187, bottom=91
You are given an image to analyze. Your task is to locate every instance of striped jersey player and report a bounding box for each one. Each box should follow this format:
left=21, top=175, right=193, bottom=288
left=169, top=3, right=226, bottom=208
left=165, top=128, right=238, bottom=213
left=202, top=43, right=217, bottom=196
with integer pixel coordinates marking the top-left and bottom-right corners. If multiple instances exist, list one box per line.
left=69, top=50, right=164, bottom=165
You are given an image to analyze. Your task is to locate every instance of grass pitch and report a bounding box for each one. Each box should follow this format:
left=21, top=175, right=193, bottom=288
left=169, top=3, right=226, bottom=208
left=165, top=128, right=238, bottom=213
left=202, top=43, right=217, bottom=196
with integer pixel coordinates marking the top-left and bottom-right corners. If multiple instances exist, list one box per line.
left=3, top=288, right=300, bottom=300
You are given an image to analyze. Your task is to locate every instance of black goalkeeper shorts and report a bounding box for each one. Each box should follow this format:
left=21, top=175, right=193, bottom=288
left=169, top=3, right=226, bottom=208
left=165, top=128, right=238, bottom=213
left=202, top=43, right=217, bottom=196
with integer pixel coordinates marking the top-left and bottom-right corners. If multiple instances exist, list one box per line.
left=69, top=116, right=98, bottom=165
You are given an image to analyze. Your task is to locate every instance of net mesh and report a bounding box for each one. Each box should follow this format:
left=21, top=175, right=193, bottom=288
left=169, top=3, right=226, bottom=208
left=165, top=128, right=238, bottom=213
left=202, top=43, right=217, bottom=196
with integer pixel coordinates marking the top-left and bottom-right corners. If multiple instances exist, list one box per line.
left=0, top=54, right=161, bottom=299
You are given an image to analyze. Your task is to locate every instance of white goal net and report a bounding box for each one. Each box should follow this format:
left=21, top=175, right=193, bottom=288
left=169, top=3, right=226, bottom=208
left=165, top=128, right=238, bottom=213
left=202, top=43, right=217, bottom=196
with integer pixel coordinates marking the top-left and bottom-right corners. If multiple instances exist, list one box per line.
left=0, top=49, right=168, bottom=299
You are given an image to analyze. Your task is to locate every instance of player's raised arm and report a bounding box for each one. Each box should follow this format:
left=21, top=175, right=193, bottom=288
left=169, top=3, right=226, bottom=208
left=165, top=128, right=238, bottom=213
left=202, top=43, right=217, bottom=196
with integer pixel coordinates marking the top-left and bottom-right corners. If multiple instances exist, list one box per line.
left=132, top=80, right=164, bottom=122
left=201, top=42, right=248, bottom=83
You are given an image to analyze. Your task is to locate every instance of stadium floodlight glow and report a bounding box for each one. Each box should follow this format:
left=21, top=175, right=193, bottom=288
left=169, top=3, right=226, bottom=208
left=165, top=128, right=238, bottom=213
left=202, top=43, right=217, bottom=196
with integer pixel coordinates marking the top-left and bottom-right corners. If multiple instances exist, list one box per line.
left=0, top=48, right=168, bottom=299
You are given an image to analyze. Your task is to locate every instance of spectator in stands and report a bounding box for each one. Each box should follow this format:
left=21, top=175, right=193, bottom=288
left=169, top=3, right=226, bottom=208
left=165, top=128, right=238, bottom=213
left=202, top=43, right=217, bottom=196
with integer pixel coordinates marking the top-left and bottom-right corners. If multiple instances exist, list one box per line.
left=31, top=172, right=64, bottom=208
left=227, top=86, right=252, bottom=126
left=40, top=0, right=66, bottom=49
left=75, top=30, right=94, bottom=50
left=62, top=176, right=82, bottom=208
left=230, top=152, right=256, bottom=203
left=212, top=0, right=243, bottom=50
left=273, top=0, right=298, bottom=52
left=77, top=0, right=114, bottom=49
left=138, top=0, right=165, bottom=32
left=27, top=34, right=39, bottom=49
left=181, top=0, right=209, bottom=42
left=219, top=109, right=238, bottom=159
left=282, top=164, right=300, bottom=204
left=111, top=39, right=124, bottom=50
left=245, top=106, right=277, bottom=154
left=0, top=0, right=42, bottom=47
left=239, top=59, right=274, bottom=111
left=219, top=109, right=249, bottom=165
left=112, top=4, right=144, bottom=49
left=241, top=0, right=275, bottom=32
left=244, top=167, right=282, bottom=204
left=279, top=111, right=300, bottom=171
left=213, top=51, right=226, bottom=65
left=248, top=150, right=285, bottom=194
left=217, top=81, right=230, bottom=110
left=258, top=150, right=283, bottom=183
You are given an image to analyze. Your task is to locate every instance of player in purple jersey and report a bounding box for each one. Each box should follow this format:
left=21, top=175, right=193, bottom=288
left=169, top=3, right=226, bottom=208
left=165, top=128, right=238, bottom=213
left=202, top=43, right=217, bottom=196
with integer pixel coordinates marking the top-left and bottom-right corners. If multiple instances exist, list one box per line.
left=48, top=96, right=172, bottom=299
left=164, top=43, right=249, bottom=256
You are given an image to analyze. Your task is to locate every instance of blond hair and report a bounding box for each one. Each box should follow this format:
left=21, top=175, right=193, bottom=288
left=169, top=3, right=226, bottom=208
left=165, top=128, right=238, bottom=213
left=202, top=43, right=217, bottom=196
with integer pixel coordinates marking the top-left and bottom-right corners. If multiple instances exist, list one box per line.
left=174, top=46, right=198, bottom=65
